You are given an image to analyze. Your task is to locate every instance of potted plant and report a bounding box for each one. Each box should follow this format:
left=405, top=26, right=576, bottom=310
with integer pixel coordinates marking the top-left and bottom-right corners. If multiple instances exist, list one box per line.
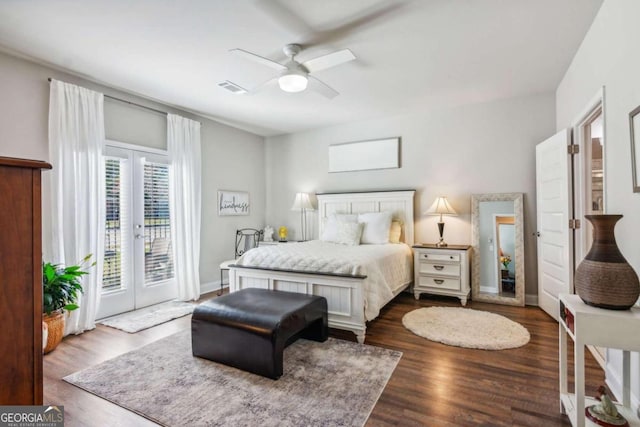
left=43, top=254, right=95, bottom=354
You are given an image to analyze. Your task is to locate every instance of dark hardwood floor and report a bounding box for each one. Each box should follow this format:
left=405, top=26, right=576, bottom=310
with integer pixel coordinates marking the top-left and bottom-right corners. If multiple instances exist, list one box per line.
left=44, top=292, right=604, bottom=426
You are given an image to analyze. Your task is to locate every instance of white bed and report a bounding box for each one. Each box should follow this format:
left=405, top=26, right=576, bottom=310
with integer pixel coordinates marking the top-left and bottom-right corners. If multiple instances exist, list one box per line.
left=229, top=190, right=415, bottom=343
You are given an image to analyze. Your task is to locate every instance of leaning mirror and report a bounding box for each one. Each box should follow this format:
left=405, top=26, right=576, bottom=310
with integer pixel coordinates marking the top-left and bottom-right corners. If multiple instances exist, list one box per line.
left=471, top=193, right=525, bottom=306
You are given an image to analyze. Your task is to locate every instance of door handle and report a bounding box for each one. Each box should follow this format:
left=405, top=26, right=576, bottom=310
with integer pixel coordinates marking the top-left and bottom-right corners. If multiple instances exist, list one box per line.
left=534, top=231, right=541, bottom=237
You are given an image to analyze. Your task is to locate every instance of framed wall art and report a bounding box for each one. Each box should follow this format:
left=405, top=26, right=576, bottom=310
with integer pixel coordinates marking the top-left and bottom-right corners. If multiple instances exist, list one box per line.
left=328, top=137, right=400, bottom=173
left=630, top=105, right=640, bottom=192
left=218, top=190, right=250, bottom=216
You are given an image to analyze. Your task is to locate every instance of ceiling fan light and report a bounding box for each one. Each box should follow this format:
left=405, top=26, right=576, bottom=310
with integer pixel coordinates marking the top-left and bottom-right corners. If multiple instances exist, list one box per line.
left=278, top=72, right=308, bottom=93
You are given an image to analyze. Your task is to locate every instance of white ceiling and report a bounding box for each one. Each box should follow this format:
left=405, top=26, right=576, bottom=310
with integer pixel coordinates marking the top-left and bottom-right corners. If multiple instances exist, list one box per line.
left=0, top=0, right=602, bottom=136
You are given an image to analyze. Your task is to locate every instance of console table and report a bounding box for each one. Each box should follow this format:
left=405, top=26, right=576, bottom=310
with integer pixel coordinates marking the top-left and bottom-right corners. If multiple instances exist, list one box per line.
left=559, top=294, right=640, bottom=427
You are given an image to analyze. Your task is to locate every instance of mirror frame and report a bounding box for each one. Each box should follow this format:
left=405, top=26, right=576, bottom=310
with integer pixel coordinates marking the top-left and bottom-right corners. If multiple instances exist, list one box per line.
left=471, top=193, right=525, bottom=306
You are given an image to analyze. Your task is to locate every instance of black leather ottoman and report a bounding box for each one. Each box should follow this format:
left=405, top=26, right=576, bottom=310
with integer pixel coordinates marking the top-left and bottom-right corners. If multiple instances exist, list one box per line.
left=191, top=288, right=328, bottom=379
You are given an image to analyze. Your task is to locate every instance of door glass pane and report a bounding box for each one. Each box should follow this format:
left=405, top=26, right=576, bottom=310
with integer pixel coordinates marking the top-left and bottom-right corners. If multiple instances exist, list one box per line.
left=589, top=113, right=604, bottom=214
left=582, top=108, right=604, bottom=255
left=103, top=157, right=129, bottom=291
left=144, top=161, right=174, bottom=283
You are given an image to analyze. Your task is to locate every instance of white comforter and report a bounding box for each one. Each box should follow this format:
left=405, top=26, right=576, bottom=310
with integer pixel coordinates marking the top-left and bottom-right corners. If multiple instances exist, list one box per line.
left=234, top=240, right=413, bottom=320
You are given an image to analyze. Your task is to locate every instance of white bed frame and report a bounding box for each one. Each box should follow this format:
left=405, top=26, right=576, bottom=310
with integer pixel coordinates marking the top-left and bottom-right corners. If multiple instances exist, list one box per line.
left=229, top=190, right=415, bottom=343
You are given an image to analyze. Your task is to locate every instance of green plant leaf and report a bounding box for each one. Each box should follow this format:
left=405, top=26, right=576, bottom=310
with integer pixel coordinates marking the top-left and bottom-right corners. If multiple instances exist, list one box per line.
left=42, top=254, right=94, bottom=313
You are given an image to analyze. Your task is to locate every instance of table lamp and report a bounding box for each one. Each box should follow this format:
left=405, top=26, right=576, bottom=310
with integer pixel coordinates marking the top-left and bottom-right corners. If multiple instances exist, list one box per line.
left=425, top=196, right=457, bottom=247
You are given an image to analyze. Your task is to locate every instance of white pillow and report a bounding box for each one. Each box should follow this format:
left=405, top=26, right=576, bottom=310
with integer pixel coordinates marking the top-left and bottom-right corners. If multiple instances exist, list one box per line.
left=389, top=220, right=403, bottom=244
left=321, top=214, right=358, bottom=242
left=358, top=211, right=393, bottom=244
left=334, top=222, right=364, bottom=246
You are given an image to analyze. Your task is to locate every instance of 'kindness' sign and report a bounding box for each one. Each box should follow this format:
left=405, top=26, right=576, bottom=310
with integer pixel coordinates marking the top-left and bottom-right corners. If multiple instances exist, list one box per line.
left=218, top=191, right=250, bottom=216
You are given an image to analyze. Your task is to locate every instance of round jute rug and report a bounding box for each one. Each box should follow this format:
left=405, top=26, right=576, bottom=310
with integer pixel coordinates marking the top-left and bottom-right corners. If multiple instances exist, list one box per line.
left=402, top=307, right=530, bottom=350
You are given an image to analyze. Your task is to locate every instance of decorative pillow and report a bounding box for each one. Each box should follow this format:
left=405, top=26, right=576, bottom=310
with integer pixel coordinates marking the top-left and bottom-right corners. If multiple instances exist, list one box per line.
left=358, top=211, right=393, bottom=244
left=389, top=220, right=403, bottom=243
left=334, top=222, right=364, bottom=246
left=321, top=214, right=358, bottom=242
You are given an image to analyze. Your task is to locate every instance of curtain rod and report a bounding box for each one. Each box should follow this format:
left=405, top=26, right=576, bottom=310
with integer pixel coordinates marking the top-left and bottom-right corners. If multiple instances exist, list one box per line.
left=47, top=77, right=201, bottom=123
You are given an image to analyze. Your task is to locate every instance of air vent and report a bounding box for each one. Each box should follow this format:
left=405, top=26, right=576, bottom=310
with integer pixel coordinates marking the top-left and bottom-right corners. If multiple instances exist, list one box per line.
left=218, top=80, right=247, bottom=94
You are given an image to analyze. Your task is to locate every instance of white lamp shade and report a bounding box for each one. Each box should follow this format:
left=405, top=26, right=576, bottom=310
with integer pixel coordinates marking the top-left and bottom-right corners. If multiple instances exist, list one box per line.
left=279, top=72, right=308, bottom=93
left=291, top=192, right=314, bottom=211
left=425, top=196, right=457, bottom=216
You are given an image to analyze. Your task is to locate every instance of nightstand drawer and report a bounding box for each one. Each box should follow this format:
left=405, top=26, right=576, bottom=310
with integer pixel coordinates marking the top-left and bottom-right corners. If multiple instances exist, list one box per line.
left=418, top=252, right=460, bottom=262
left=417, top=275, right=461, bottom=291
left=418, top=262, right=460, bottom=277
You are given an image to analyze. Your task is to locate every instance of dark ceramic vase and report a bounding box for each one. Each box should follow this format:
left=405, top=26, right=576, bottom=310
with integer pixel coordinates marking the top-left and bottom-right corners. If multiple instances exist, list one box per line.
left=574, top=215, right=640, bottom=310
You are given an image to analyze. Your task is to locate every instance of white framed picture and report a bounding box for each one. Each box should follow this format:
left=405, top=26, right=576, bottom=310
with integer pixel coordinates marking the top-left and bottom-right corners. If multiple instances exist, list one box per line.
left=218, top=190, right=250, bottom=216
left=328, top=137, right=400, bottom=173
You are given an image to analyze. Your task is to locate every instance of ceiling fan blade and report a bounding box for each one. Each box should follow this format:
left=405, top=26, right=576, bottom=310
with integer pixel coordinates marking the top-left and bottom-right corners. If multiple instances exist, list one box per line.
left=307, top=76, right=339, bottom=99
left=302, top=2, right=406, bottom=48
left=230, top=48, right=286, bottom=71
left=254, top=0, right=314, bottom=40
left=303, top=49, right=356, bottom=73
left=255, top=0, right=405, bottom=52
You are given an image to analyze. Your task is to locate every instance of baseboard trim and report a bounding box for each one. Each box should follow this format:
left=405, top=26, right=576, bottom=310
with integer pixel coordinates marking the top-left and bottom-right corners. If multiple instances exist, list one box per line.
left=525, top=294, right=538, bottom=306
left=200, top=281, right=222, bottom=296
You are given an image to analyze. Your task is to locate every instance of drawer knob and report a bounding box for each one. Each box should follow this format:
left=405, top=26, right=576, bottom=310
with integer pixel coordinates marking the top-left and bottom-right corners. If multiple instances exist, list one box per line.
left=433, top=265, right=444, bottom=271
left=434, top=279, right=444, bottom=284
left=450, top=256, right=454, bottom=259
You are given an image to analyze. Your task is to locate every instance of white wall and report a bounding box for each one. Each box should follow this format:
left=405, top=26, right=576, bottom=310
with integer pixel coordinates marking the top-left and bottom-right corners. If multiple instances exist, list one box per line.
left=266, top=93, right=556, bottom=298
left=0, top=51, right=265, bottom=294
left=556, top=0, right=640, bottom=411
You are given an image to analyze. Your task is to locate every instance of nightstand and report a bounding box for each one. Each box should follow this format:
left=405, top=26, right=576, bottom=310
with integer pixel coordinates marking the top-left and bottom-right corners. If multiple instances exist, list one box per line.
left=412, top=244, right=471, bottom=306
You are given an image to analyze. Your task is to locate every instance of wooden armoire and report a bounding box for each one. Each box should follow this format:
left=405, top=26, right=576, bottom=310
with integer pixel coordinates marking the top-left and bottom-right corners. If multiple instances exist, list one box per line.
left=0, top=156, right=51, bottom=405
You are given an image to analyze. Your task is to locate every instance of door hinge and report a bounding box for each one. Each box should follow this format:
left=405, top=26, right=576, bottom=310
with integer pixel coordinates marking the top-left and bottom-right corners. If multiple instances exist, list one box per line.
left=569, top=218, right=581, bottom=229
left=567, top=144, right=580, bottom=155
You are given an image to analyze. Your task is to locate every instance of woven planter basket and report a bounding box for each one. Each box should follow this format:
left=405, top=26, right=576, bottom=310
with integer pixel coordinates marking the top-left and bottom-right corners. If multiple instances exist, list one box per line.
left=43, top=310, right=65, bottom=354
left=575, top=215, right=640, bottom=310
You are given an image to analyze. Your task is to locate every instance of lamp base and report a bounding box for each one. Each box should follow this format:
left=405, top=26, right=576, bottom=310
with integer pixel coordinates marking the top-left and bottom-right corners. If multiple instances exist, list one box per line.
left=435, top=222, right=447, bottom=247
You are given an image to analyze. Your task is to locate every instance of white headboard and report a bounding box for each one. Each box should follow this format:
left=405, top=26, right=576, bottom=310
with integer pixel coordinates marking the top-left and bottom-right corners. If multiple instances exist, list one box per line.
left=316, top=190, right=416, bottom=245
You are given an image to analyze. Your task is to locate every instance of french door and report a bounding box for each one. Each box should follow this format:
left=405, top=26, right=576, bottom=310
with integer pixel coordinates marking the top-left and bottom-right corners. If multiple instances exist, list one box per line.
left=97, top=145, right=177, bottom=319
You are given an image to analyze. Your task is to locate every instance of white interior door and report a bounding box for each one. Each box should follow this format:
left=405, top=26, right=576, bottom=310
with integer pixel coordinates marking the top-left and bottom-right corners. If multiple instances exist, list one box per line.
left=97, top=145, right=177, bottom=319
left=536, top=129, right=573, bottom=320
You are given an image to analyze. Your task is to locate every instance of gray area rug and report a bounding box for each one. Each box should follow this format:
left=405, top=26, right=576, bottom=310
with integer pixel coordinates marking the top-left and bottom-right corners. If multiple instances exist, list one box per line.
left=64, top=329, right=401, bottom=427
left=402, top=307, right=530, bottom=350
left=99, top=301, right=195, bottom=333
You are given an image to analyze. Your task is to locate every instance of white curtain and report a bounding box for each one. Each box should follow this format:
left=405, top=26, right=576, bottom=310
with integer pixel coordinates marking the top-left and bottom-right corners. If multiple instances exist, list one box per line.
left=168, top=114, right=202, bottom=300
left=48, top=79, right=105, bottom=335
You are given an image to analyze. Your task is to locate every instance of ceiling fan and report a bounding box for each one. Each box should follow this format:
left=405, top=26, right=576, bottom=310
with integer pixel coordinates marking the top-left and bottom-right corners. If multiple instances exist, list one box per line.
left=221, top=43, right=356, bottom=99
